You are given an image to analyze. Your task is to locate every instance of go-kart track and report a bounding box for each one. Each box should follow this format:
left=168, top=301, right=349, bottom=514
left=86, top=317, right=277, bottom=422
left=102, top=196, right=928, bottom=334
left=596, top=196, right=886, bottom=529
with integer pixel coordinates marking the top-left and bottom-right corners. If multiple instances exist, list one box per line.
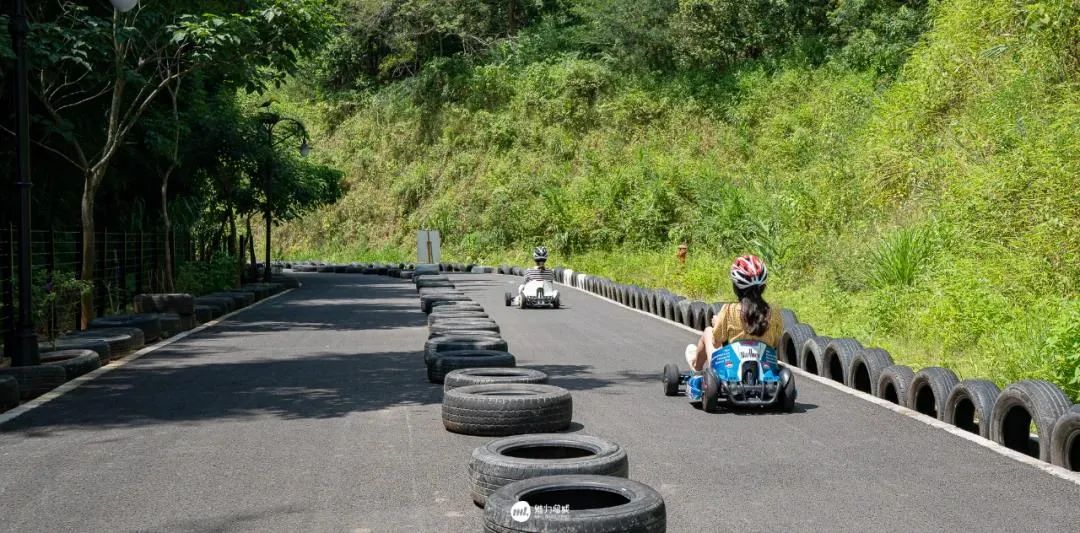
left=1, top=272, right=1078, bottom=532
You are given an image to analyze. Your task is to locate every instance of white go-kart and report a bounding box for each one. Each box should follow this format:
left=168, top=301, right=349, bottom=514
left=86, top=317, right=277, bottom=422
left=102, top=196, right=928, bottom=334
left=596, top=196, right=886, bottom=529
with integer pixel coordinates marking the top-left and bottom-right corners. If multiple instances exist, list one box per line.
left=505, top=280, right=560, bottom=309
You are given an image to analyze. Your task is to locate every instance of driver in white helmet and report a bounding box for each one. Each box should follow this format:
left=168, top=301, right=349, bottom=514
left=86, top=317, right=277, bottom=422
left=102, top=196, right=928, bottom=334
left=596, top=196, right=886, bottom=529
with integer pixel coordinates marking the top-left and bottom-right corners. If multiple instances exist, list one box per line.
left=520, top=246, right=554, bottom=293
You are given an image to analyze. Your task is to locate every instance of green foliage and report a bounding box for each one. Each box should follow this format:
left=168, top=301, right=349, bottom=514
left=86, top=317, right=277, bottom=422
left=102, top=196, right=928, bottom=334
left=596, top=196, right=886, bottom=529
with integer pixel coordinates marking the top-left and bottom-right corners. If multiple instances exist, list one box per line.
left=1046, top=300, right=1080, bottom=400
left=867, top=226, right=935, bottom=289
left=175, top=254, right=241, bottom=296
left=32, top=270, right=93, bottom=345
left=276, top=0, right=1080, bottom=399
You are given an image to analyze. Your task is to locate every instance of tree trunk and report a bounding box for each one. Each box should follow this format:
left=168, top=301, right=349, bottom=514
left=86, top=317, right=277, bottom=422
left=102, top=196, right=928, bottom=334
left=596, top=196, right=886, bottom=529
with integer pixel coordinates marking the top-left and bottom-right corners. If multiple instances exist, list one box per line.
left=79, top=177, right=96, bottom=329
left=161, top=178, right=174, bottom=292
left=226, top=203, right=240, bottom=288
left=246, top=216, right=257, bottom=269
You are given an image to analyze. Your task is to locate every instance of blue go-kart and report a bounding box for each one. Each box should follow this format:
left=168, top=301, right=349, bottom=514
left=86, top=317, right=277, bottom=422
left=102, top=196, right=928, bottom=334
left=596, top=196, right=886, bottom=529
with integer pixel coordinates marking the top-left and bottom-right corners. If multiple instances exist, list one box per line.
left=663, top=340, right=797, bottom=413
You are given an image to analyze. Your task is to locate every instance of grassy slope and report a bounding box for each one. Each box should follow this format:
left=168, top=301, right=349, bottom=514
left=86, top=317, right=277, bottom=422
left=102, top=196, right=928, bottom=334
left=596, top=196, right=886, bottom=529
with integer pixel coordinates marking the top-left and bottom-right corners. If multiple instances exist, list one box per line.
left=277, top=0, right=1080, bottom=398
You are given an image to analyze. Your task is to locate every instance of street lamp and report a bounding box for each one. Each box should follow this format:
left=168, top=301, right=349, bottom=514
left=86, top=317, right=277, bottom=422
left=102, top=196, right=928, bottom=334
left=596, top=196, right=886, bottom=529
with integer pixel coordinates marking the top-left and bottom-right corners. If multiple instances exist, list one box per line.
left=258, top=112, right=309, bottom=283
left=6, top=0, right=141, bottom=365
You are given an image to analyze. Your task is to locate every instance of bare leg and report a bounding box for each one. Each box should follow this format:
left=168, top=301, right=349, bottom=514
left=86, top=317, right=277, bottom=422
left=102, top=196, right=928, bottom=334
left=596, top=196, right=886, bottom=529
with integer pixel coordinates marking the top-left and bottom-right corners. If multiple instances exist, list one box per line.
left=693, top=327, right=715, bottom=371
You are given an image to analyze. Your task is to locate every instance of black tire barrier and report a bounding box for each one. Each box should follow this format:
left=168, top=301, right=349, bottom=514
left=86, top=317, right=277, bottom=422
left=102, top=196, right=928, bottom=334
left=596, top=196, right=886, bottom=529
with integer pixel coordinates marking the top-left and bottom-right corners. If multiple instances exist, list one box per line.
left=209, top=291, right=254, bottom=308
left=483, top=475, right=665, bottom=533
left=780, top=308, right=799, bottom=331
left=442, top=383, right=572, bottom=436
left=990, top=380, right=1072, bottom=461
left=469, top=434, right=629, bottom=507
left=316, top=265, right=334, bottom=273
left=41, top=349, right=101, bottom=380
left=429, top=330, right=501, bottom=343
left=847, top=347, right=894, bottom=395
left=194, top=296, right=236, bottom=314
left=424, top=335, right=508, bottom=366
left=1051, top=405, right=1080, bottom=471
left=156, top=313, right=183, bottom=337
left=89, top=313, right=163, bottom=342
left=822, top=338, right=863, bottom=383
left=416, top=278, right=453, bottom=290
left=676, top=300, right=693, bottom=328
left=0, top=375, right=19, bottom=410
left=0, top=364, right=67, bottom=401
left=554, top=267, right=565, bottom=282
left=194, top=305, right=215, bottom=323
left=429, top=303, right=485, bottom=315
left=429, top=320, right=500, bottom=336
left=414, top=264, right=440, bottom=276
left=779, top=324, right=815, bottom=366
left=444, top=367, right=549, bottom=392
left=420, top=293, right=472, bottom=314
left=907, top=367, right=960, bottom=420
left=877, top=365, right=915, bottom=407
left=428, top=312, right=491, bottom=325
left=944, top=379, right=1001, bottom=438
left=40, top=337, right=111, bottom=364
left=68, top=327, right=145, bottom=357
left=133, top=293, right=195, bottom=315
left=799, top=336, right=832, bottom=375
left=427, top=350, right=516, bottom=384
left=689, top=301, right=708, bottom=331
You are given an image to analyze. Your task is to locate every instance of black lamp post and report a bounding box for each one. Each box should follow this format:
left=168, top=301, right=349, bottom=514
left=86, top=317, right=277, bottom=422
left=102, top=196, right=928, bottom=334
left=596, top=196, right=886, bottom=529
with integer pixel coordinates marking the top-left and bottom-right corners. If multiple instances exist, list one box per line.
left=6, top=0, right=138, bottom=366
left=8, top=0, right=37, bottom=366
left=258, top=112, right=309, bottom=283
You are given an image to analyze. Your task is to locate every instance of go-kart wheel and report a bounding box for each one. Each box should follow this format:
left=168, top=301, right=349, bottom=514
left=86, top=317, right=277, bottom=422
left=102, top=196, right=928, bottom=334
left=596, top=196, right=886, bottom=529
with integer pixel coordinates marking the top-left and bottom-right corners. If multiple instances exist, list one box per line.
left=662, top=364, right=680, bottom=396
left=552, top=296, right=560, bottom=309
left=703, top=369, right=720, bottom=413
left=518, top=293, right=528, bottom=309
left=778, top=368, right=797, bottom=412
left=504, top=292, right=512, bottom=307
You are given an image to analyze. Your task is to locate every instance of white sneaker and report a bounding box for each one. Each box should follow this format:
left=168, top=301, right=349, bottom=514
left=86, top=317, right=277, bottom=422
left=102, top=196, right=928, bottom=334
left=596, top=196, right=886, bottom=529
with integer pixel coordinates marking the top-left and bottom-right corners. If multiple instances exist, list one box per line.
left=684, top=344, right=697, bottom=369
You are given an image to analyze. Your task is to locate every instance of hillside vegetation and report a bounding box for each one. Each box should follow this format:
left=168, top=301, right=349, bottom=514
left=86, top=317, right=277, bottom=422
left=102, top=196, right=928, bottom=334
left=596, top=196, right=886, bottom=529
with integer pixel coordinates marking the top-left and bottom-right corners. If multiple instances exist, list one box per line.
left=277, top=0, right=1080, bottom=398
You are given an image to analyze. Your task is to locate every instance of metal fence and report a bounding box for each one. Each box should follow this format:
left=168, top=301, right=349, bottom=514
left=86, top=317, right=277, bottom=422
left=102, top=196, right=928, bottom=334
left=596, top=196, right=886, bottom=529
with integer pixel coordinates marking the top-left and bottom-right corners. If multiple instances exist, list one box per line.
left=1, top=225, right=193, bottom=349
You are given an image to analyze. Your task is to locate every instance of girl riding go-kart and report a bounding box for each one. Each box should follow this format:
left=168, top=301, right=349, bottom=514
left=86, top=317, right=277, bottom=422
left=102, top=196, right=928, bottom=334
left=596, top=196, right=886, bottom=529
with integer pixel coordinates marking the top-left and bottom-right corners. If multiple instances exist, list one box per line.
left=663, top=255, right=797, bottom=412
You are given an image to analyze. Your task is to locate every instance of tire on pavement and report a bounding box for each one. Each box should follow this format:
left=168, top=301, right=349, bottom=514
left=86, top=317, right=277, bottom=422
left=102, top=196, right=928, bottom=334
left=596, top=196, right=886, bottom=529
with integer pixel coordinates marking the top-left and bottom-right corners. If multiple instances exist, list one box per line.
left=676, top=300, right=693, bottom=328
left=483, top=475, right=665, bottom=533
left=425, top=335, right=508, bottom=366
left=821, top=338, right=862, bottom=383
left=442, top=383, right=572, bottom=436
left=780, top=308, right=799, bottom=331
left=41, top=349, right=101, bottom=380
left=88, top=313, right=162, bottom=342
left=0, top=376, right=20, bottom=410
left=444, top=367, right=548, bottom=392
left=779, top=324, right=815, bottom=366
left=428, top=320, right=500, bottom=336
left=194, top=305, right=215, bottom=323
left=990, top=380, right=1072, bottom=461
left=40, top=337, right=111, bottom=364
left=469, top=434, right=629, bottom=507
left=427, top=350, right=516, bottom=384
left=428, top=312, right=489, bottom=325
left=0, top=364, right=68, bottom=401
left=847, top=347, right=894, bottom=395
left=907, top=367, right=960, bottom=420
left=943, top=379, right=1001, bottom=438
left=689, top=302, right=708, bottom=331
left=68, top=327, right=145, bottom=357
left=1050, top=405, right=1080, bottom=471
left=799, top=336, right=832, bottom=375
left=133, top=293, right=195, bottom=315
left=877, top=365, right=915, bottom=407
left=421, top=294, right=471, bottom=314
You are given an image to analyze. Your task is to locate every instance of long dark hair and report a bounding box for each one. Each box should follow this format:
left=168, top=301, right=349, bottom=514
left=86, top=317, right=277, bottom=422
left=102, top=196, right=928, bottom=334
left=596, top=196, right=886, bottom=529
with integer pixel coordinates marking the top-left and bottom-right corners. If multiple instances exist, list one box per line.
left=734, top=284, right=770, bottom=336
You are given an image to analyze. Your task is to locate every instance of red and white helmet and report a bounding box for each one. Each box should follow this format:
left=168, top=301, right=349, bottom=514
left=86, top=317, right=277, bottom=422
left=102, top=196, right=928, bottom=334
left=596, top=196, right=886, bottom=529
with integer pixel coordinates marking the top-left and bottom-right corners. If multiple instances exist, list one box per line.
left=730, top=255, right=768, bottom=289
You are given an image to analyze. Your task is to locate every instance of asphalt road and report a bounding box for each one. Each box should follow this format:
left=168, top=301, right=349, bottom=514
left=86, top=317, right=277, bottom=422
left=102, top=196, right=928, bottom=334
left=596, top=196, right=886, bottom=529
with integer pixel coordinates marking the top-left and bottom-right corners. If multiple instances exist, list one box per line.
left=1, top=272, right=1078, bottom=532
